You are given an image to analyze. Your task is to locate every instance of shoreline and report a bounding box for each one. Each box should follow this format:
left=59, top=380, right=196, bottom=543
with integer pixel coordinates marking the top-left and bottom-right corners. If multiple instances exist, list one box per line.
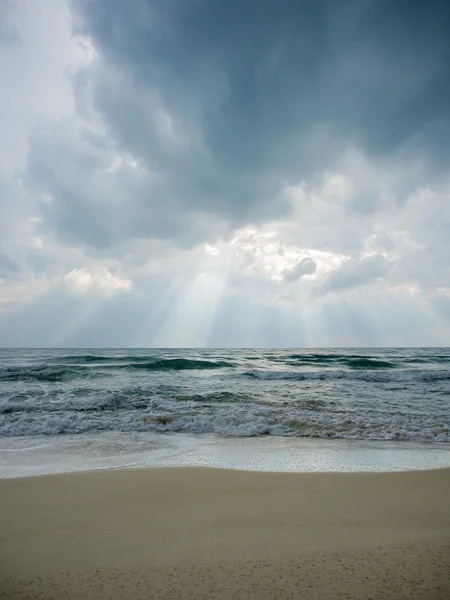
left=1, top=466, right=449, bottom=599
left=4, top=462, right=450, bottom=483
left=2, top=432, right=450, bottom=479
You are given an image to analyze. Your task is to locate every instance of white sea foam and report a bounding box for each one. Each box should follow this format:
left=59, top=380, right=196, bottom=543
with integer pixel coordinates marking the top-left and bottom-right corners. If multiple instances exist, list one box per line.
left=0, top=403, right=448, bottom=442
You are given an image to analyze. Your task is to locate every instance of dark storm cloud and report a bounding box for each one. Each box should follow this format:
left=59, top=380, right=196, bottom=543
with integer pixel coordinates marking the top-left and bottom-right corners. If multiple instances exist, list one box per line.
left=25, top=0, right=449, bottom=251
left=73, top=0, right=450, bottom=164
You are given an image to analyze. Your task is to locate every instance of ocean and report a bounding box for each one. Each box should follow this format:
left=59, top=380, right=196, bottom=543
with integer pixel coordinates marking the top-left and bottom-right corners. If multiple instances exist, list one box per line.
left=1, top=347, right=449, bottom=440
left=1, top=347, right=450, bottom=476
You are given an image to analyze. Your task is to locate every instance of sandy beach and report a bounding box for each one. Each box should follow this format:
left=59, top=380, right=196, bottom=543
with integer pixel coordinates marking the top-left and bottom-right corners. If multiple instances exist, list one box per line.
left=1, top=467, right=449, bottom=599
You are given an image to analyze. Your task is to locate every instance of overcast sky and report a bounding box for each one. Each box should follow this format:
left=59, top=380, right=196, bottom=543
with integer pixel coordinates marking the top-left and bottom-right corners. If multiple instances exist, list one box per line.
left=1, top=0, right=449, bottom=347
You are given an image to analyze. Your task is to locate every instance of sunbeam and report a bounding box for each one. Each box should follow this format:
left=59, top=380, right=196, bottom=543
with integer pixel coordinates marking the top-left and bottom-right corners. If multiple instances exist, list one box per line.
left=150, top=252, right=233, bottom=347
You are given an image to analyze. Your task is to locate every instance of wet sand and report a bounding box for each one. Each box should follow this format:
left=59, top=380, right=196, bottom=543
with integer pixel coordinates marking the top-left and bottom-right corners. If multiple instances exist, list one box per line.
left=1, top=467, right=449, bottom=599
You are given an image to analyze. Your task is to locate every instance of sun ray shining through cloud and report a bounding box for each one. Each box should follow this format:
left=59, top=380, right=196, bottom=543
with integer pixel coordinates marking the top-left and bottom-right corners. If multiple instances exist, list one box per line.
left=150, top=252, right=233, bottom=348
left=47, top=299, right=103, bottom=347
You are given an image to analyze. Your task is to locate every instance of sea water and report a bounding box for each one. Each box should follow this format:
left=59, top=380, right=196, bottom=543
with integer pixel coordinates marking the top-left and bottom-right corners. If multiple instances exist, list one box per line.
left=1, top=348, right=450, bottom=476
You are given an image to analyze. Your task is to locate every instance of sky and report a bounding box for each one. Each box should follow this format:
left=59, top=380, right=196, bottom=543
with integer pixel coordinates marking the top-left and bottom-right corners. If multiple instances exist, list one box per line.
left=0, top=0, right=450, bottom=347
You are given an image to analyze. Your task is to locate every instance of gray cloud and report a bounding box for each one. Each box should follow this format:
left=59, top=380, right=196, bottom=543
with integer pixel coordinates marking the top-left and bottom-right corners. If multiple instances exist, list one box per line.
left=0, top=252, right=18, bottom=279
left=0, top=0, right=450, bottom=346
left=314, top=254, right=391, bottom=297
left=74, top=0, right=450, bottom=161
left=283, top=258, right=317, bottom=283
left=21, top=0, right=447, bottom=253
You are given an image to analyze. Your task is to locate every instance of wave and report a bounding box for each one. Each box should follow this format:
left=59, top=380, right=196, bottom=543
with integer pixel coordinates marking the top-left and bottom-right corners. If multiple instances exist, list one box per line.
left=48, top=354, right=127, bottom=364
left=287, top=353, right=351, bottom=360
left=0, top=358, right=235, bottom=381
left=406, top=356, right=450, bottom=364
left=244, top=368, right=450, bottom=382
left=48, top=354, right=235, bottom=369
left=283, top=352, right=450, bottom=366
left=122, top=359, right=235, bottom=371
left=342, top=358, right=396, bottom=369
left=0, top=389, right=253, bottom=416
left=0, top=366, right=100, bottom=383
left=282, top=354, right=397, bottom=369
left=1, top=404, right=448, bottom=442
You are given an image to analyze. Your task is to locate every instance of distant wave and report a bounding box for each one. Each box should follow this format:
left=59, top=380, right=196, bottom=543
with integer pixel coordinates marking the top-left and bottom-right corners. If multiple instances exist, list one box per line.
left=0, top=390, right=253, bottom=416
left=281, top=354, right=397, bottom=369
left=340, top=357, right=396, bottom=369
left=48, top=354, right=126, bottom=364
left=0, top=366, right=100, bottom=383
left=122, top=358, right=235, bottom=371
left=0, top=358, right=235, bottom=382
left=274, top=352, right=450, bottom=368
left=405, top=356, right=450, bottom=364
left=244, top=368, right=450, bottom=382
left=50, top=354, right=235, bottom=368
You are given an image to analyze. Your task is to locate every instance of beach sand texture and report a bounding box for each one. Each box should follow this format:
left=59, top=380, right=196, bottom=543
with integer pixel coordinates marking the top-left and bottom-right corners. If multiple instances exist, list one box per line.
left=1, top=467, right=449, bottom=599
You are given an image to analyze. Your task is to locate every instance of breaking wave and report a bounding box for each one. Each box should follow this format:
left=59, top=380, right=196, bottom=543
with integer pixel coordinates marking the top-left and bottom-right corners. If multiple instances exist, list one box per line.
left=0, top=404, right=448, bottom=442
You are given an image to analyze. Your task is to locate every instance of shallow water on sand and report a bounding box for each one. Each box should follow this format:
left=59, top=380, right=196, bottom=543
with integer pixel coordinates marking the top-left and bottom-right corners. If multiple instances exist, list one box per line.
left=2, top=432, right=450, bottom=478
